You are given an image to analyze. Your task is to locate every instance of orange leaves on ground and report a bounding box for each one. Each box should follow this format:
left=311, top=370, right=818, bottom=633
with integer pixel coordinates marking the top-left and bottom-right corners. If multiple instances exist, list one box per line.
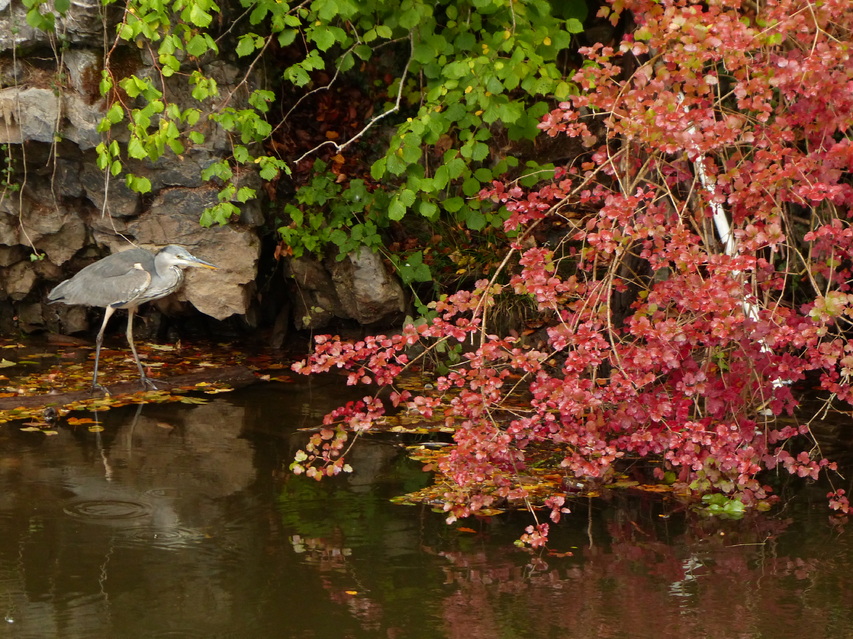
left=0, top=338, right=297, bottom=426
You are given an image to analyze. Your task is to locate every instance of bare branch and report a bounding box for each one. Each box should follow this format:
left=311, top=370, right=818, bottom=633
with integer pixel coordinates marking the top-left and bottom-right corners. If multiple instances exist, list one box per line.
left=291, top=34, right=414, bottom=165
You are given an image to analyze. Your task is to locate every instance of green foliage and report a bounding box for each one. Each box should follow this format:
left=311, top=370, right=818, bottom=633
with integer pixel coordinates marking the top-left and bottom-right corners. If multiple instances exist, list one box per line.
left=700, top=494, right=746, bottom=519
left=0, top=145, right=19, bottom=196
left=269, top=0, right=582, bottom=285
left=28, top=0, right=584, bottom=290
left=23, top=0, right=62, bottom=32
left=279, top=162, right=388, bottom=258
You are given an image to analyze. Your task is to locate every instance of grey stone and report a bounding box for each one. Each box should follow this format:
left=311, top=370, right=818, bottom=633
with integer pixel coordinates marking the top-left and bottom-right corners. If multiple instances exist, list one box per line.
left=15, top=300, right=44, bottom=332
left=1, top=260, right=36, bottom=299
left=80, top=162, right=141, bottom=218
left=329, top=247, right=405, bottom=325
left=0, top=87, right=61, bottom=145
left=0, top=0, right=121, bottom=51
left=0, top=188, right=88, bottom=265
left=284, top=248, right=407, bottom=329
left=287, top=254, right=345, bottom=330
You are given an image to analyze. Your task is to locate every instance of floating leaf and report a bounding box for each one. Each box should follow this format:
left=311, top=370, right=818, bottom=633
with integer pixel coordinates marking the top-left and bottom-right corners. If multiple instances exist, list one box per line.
left=67, top=417, right=97, bottom=425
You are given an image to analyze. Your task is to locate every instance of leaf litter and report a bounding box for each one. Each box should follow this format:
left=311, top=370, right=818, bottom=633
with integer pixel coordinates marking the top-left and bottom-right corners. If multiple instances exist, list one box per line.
left=0, top=337, right=292, bottom=431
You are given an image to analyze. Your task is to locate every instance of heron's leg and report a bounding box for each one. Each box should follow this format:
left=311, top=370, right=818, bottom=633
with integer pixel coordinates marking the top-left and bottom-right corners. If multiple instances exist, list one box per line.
left=126, top=307, right=157, bottom=390
left=92, top=306, right=116, bottom=394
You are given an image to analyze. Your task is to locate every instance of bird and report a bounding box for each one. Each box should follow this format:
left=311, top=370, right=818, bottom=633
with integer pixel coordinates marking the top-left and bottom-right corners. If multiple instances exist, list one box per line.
left=48, top=245, right=218, bottom=393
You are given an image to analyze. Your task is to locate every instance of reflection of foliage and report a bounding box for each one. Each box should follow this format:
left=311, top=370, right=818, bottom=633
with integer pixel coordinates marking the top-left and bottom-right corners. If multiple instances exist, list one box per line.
left=292, top=0, right=853, bottom=544
left=279, top=447, right=431, bottom=540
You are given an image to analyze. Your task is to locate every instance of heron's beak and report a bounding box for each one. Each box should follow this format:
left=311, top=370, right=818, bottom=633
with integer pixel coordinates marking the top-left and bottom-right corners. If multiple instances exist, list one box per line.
left=191, top=257, right=219, bottom=270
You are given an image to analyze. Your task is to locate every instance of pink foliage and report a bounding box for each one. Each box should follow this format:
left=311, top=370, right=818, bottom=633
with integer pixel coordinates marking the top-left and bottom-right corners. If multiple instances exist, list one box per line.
left=292, top=0, right=853, bottom=538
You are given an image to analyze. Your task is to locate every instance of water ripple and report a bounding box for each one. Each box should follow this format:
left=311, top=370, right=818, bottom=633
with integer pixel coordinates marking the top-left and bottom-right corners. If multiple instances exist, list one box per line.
left=63, top=499, right=151, bottom=522
left=114, top=526, right=206, bottom=549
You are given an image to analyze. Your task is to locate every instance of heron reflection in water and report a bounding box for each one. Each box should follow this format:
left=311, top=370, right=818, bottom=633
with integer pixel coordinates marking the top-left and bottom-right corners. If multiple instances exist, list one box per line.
left=48, top=245, right=218, bottom=393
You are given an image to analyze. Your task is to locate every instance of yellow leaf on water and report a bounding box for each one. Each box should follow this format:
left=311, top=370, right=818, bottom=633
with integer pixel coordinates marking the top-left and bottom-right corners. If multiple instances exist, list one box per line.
left=0, top=359, right=16, bottom=368
left=67, top=417, right=97, bottom=425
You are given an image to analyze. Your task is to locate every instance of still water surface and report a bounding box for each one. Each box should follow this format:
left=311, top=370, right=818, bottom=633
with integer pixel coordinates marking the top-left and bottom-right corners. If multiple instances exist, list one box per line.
left=0, top=377, right=851, bottom=638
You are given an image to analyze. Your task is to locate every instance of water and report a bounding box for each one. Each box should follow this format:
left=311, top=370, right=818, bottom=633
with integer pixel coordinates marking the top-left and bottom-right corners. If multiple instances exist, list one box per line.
left=0, top=376, right=851, bottom=638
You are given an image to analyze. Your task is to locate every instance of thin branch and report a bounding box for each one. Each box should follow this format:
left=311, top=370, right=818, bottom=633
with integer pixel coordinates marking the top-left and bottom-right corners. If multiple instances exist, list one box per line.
left=291, top=34, right=414, bottom=165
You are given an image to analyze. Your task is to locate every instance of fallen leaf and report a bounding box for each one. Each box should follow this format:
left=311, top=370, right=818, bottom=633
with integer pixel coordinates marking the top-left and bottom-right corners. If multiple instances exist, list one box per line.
left=67, top=417, right=97, bottom=425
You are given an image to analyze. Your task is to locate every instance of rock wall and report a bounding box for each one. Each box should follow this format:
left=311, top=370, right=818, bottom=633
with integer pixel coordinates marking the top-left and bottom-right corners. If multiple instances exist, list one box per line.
left=0, top=1, right=260, bottom=337
left=0, top=0, right=406, bottom=340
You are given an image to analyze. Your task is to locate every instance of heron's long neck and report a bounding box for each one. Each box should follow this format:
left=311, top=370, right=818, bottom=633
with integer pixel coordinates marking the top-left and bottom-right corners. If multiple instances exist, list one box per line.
left=148, top=263, right=184, bottom=299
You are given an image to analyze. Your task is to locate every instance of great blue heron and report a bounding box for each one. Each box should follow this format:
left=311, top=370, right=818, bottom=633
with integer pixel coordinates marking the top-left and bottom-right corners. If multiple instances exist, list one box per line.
left=48, top=245, right=218, bottom=393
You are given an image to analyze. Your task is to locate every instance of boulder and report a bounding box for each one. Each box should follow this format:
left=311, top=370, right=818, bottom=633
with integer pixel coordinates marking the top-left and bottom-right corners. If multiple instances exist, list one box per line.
left=285, top=248, right=406, bottom=330
left=329, top=247, right=405, bottom=325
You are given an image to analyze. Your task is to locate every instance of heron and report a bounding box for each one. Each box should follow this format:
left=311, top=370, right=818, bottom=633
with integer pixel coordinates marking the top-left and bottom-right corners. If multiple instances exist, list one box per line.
left=48, top=245, right=218, bottom=393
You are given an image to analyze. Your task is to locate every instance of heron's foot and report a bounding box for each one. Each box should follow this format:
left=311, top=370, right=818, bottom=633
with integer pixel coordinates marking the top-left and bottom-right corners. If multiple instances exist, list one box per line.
left=140, top=375, right=159, bottom=391
left=90, top=383, right=111, bottom=396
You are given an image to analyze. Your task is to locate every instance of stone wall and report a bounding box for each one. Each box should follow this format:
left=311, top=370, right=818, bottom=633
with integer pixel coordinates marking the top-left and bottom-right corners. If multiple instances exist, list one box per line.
left=0, top=0, right=406, bottom=340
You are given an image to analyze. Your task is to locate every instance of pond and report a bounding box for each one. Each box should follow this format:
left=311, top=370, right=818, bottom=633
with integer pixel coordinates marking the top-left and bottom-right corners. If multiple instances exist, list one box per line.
left=0, top=375, right=851, bottom=638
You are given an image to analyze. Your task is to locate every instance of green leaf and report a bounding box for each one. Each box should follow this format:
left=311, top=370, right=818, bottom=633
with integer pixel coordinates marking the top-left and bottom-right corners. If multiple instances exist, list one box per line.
left=566, top=18, right=584, bottom=34
left=236, top=186, right=256, bottom=202
left=445, top=157, right=466, bottom=179
left=444, top=197, right=464, bottom=213
left=126, top=174, right=152, bottom=194
left=398, top=251, right=433, bottom=284
left=105, top=102, right=124, bottom=124
left=471, top=141, right=489, bottom=161
left=236, top=34, right=257, bottom=57
left=388, top=196, right=407, bottom=221
left=474, top=168, right=492, bottom=182
left=118, top=22, right=134, bottom=41
left=127, top=137, right=147, bottom=160
left=278, top=29, right=297, bottom=47
left=99, top=73, right=113, bottom=97
left=354, top=44, right=372, bottom=60
left=310, top=26, right=336, bottom=51
left=464, top=208, right=486, bottom=231
left=284, top=65, right=310, bottom=87
left=186, top=34, right=209, bottom=57
left=462, top=177, right=481, bottom=197
left=371, top=158, right=386, bottom=180
left=189, top=3, right=213, bottom=28
left=419, top=200, right=439, bottom=219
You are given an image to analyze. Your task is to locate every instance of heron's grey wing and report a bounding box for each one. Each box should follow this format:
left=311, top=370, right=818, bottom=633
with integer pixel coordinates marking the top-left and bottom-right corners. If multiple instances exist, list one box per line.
left=49, top=249, right=155, bottom=308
